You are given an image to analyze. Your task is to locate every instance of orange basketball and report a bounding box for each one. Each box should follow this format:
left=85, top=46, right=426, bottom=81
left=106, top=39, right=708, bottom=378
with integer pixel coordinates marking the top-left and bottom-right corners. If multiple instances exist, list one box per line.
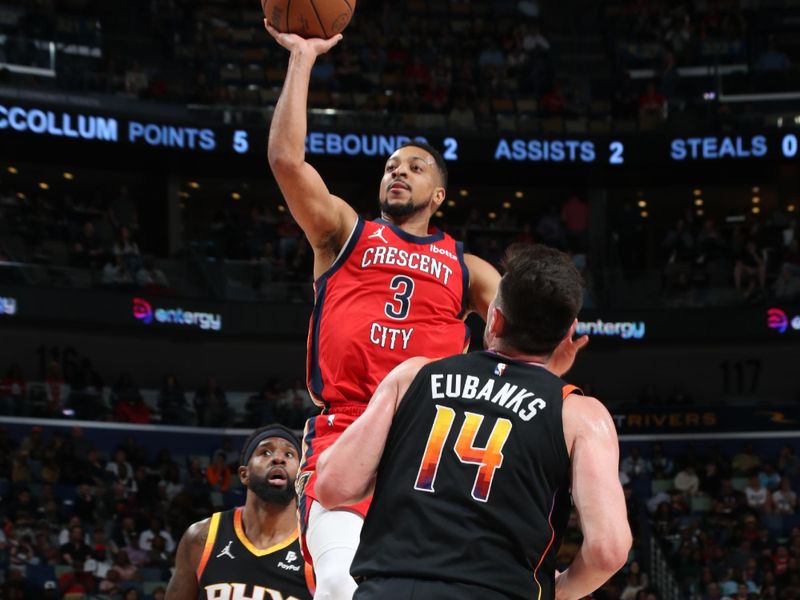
left=263, top=0, right=356, bottom=39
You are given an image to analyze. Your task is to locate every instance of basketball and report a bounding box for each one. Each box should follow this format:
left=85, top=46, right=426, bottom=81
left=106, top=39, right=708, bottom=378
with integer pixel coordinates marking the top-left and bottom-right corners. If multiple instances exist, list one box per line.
left=263, top=0, right=356, bottom=39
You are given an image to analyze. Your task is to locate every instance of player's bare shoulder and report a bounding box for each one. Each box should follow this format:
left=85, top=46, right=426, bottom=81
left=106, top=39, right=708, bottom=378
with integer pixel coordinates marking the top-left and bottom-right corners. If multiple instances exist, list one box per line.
left=178, top=516, right=213, bottom=565
left=562, top=393, right=618, bottom=456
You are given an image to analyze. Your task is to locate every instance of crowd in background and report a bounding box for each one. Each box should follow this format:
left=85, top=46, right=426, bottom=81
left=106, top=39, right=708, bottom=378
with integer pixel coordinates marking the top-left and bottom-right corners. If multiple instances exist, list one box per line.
left=0, top=0, right=798, bottom=129
left=0, top=423, right=797, bottom=599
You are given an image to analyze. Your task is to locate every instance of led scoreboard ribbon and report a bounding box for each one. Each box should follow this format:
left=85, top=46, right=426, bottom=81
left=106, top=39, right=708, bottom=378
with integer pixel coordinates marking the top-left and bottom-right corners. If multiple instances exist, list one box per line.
left=1, top=103, right=799, bottom=166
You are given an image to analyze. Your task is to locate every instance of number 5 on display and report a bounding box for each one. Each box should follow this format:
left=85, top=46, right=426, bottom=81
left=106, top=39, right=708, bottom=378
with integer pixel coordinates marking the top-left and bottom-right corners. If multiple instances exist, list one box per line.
left=414, top=405, right=513, bottom=502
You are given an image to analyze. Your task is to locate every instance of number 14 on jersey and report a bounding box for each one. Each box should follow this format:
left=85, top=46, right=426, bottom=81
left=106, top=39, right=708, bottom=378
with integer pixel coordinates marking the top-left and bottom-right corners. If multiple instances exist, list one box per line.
left=414, top=405, right=513, bottom=503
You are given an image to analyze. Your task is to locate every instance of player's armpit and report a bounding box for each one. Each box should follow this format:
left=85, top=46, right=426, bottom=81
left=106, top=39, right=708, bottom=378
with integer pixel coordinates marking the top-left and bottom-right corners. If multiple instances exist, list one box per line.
left=463, top=253, right=501, bottom=320
left=165, top=518, right=210, bottom=600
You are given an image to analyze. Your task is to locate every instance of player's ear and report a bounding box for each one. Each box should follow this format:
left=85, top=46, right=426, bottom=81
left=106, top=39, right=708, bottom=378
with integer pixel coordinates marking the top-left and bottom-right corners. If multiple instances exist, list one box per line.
left=489, top=305, right=506, bottom=337
left=432, top=186, right=446, bottom=208
left=237, top=465, right=248, bottom=486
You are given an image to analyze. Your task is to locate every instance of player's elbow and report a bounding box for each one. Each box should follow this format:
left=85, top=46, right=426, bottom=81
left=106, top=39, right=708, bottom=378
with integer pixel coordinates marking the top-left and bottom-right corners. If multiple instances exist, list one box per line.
left=315, top=455, right=350, bottom=509
left=584, top=528, right=632, bottom=575
left=267, top=146, right=303, bottom=174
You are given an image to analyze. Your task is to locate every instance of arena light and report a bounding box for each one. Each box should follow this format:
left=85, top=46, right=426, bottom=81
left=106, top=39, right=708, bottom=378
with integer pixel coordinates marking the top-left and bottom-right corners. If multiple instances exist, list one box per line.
left=515, top=191, right=524, bottom=198
left=752, top=186, right=760, bottom=193
left=694, top=198, right=704, bottom=206
left=63, top=172, right=74, bottom=180
left=7, top=166, right=18, bottom=174
left=38, top=182, right=49, bottom=190
left=788, top=204, right=796, bottom=213
left=752, top=196, right=761, bottom=204
left=16, top=192, right=26, bottom=200
left=693, top=189, right=702, bottom=196
left=277, top=205, right=286, bottom=213
left=502, top=201, right=511, bottom=209
left=488, top=212, right=497, bottom=220
left=447, top=200, right=456, bottom=207
left=752, top=206, right=761, bottom=214
left=178, top=191, right=190, bottom=199
left=696, top=209, right=705, bottom=216
left=637, top=200, right=647, bottom=208
left=640, top=211, right=649, bottom=218
left=231, top=192, right=241, bottom=200
left=188, top=181, right=200, bottom=189
left=459, top=189, right=469, bottom=197
left=435, top=211, right=444, bottom=218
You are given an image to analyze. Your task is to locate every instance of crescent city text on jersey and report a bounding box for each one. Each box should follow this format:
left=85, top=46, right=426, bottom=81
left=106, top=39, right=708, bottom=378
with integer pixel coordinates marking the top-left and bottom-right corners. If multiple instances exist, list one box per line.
left=360, top=244, right=455, bottom=285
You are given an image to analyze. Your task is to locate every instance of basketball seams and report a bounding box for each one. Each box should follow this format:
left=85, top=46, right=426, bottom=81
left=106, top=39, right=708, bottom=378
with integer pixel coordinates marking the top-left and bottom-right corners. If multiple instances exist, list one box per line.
left=307, top=0, right=330, bottom=39
left=341, top=0, right=353, bottom=13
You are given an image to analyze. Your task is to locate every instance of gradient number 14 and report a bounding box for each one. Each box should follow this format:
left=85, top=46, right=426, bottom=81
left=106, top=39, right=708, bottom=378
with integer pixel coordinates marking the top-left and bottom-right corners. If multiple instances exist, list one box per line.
left=414, top=405, right=513, bottom=502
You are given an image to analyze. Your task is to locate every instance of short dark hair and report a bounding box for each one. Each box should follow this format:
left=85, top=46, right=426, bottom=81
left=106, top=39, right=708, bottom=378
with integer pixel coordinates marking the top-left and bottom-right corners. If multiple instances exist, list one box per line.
left=497, top=244, right=583, bottom=355
left=397, top=141, right=448, bottom=190
left=239, top=424, right=300, bottom=466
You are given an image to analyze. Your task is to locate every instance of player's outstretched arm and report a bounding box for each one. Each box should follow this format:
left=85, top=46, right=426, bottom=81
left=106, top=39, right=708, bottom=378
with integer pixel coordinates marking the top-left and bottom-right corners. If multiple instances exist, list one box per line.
left=464, top=253, right=501, bottom=321
left=316, top=357, right=430, bottom=508
left=556, top=394, right=631, bottom=600
left=165, top=519, right=210, bottom=600
left=265, top=23, right=357, bottom=257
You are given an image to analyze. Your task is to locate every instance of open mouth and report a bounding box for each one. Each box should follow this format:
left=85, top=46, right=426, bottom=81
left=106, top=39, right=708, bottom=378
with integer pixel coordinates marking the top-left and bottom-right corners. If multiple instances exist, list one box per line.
left=267, top=467, right=288, bottom=486
left=389, top=182, right=410, bottom=192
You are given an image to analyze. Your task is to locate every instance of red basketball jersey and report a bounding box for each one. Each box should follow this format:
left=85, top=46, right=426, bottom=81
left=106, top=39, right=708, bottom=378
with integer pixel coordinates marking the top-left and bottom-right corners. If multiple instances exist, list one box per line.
left=307, top=217, right=470, bottom=413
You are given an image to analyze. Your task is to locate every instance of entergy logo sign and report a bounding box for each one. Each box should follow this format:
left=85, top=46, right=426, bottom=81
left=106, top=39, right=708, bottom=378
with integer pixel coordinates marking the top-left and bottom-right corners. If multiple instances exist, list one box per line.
left=132, top=298, right=222, bottom=332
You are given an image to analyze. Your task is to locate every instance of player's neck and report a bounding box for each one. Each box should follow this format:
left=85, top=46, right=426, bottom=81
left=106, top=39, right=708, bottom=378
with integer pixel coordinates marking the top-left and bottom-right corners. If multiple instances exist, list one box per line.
left=381, top=212, right=432, bottom=237
left=241, top=498, right=297, bottom=548
left=487, top=346, right=549, bottom=366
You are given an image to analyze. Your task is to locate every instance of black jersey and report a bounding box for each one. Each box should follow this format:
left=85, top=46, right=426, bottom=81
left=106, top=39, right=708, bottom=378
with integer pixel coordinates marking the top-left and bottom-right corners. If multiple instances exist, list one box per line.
left=197, top=507, right=313, bottom=600
left=351, top=351, right=576, bottom=600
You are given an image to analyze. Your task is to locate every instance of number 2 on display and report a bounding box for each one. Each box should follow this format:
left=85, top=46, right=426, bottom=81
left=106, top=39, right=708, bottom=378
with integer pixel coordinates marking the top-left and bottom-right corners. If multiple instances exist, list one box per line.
left=414, top=405, right=513, bottom=502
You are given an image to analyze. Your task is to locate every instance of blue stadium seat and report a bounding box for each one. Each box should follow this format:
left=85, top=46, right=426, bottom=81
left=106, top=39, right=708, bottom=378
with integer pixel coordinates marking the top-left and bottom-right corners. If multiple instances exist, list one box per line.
left=25, top=563, right=55, bottom=586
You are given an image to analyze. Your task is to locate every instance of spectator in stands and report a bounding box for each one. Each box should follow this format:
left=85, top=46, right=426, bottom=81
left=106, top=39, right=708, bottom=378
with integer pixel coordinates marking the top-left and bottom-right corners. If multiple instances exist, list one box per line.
left=158, top=462, right=184, bottom=503
left=114, top=392, right=151, bottom=424
left=206, top=450, right=232, bottom=492
left=136, top=256, right=170, bottom=291
left=99, top=568, right=123, bottom=596
left=674, top=465, right=701, bottom=496
left=773, top=478, right=797, bottom=515
left=84, top=544, right=113, bottom=580
left=744, top=474, right=772, bottom=514
left=647, top=442, right=674, bottom=478
left=112, top=226, right=142, bottom=273
left=144, top=533, right=172, bottom=577
left=779, top=445, right=799, bottom=478
left=125, top=62, right=149, bottom=97
left=11, top=449, right=32, bottom=484
left=759, top=463, right=781, bottom=490
left=58, top=560, right=98, bottom=595
left=60, top=525, right=91, bottom=565
left=20, top=425, right=45, bottom=460
left=102, top=254, right=135, bottom=287
left=70, top=221, right=106, bottom=269
left=112, top=516, right=139, bottom=550
left=194, top=376, right=229, bottom=427
left=0, top=364, right=26, bottom=416
left=110, top=549, right=140, bottom=583
left=732, top=443, right=761, bottom=475
left=158, top=373, right=190, bottom=425
left=638, top=82, right=666, bottom=125
left=621, top=447, right=648, bottom=479
left=138, top=517, right=175, bottom=554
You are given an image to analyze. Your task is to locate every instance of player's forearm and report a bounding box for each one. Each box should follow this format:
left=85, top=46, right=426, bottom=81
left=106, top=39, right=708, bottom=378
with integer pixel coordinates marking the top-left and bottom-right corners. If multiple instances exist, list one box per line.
left=555, top=537, right=630, bottom=600
left=268, top=52, right=316, bottom=169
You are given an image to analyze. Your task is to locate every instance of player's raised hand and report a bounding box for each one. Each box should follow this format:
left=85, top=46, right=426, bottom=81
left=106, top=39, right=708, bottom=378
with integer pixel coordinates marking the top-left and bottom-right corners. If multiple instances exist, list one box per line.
left=547, top=319, right=589, bottom=378
left=265, top=20, right=343, bottom=56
